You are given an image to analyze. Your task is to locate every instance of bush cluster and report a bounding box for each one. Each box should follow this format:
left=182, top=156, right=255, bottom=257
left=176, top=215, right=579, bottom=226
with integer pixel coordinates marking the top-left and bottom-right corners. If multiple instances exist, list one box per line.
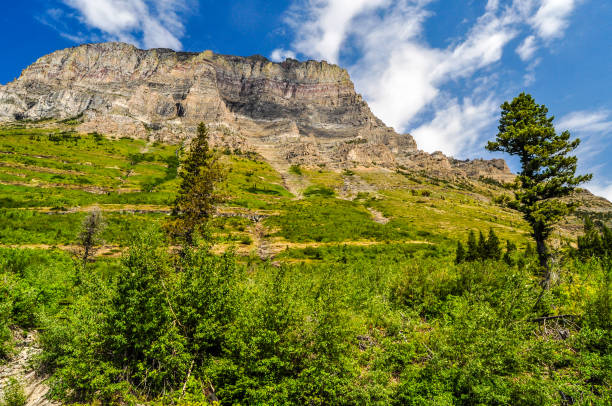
left=455, top=229, right=503, bottom=263
left=577, top=217, right=612, bottom=259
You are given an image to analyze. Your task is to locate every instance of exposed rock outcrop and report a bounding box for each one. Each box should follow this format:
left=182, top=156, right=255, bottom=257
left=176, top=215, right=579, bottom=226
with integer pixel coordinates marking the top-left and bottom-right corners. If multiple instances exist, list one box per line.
left=0, top=42, right=512, bottom=180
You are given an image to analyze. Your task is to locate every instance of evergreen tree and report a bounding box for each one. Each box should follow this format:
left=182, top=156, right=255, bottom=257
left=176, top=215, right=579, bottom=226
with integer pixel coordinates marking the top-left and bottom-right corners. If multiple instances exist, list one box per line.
left=75, top=207, right=105, bottom=266
left=486, top=228, right=502, bottom=260
left=486, top=93, right=591, bottom=269
left=466, top=230, right=478, bottom=262
left=455, top=241, right=466, bottom=264
left=578, top=217, right=603, bottom=259
left=478, top=231, right=487, bottom=260
left=503, top=240, right=517, bottom=266
left=578, top=218, right=612, bottom=259
left=603, top=224, right=612, bottom=252
left=167, top=123, right=225, bottom=246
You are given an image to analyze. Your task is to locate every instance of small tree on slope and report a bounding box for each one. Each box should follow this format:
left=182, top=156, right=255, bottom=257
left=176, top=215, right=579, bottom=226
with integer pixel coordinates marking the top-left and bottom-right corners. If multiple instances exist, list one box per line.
left=76, top=206, right=105, bottom=266
left=486, top=93, right=591, bottom=270
left=167, top=123, right=225, bottom=247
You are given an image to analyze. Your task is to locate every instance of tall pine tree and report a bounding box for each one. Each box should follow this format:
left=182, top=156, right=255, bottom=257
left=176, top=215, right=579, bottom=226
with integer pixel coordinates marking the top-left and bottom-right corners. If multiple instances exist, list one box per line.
left=486, top=93, right=591, bottom=269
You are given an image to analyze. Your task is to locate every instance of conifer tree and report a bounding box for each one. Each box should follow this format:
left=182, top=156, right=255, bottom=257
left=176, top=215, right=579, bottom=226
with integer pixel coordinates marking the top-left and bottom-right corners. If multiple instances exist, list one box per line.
left=578, top=218, right=603, bottom=258
left=578, top=218, right=612, bottom=259
left=486, top=228, right=502, bottom=260
left=486, top=93, right=591, bottom=269
left=603, top=224, right=612, bottom=252
left=466, top=230, right=478, bottom=261
left=76, top=207, right=105, bottom=266
left=503, top=240, right=517, bottom=266
left=478, top=231, right=487, bottom=260
left=167, top=123, right=225, bottom=246
left=455, top=241, right=466, bottom=264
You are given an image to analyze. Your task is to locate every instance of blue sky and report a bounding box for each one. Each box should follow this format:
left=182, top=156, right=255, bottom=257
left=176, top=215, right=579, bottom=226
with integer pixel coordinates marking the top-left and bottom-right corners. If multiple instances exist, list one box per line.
left=1, top=0, right=611, bottom=199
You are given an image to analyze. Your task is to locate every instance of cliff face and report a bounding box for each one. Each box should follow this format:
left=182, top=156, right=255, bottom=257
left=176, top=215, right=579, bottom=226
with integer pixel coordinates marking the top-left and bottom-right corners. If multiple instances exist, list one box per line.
left=0, top=42, right=511, bottom=180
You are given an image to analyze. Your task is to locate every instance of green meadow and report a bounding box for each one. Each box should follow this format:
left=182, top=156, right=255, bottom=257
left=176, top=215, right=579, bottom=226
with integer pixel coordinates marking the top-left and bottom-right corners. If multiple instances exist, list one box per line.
left=0, top=126, right=609, bottom=405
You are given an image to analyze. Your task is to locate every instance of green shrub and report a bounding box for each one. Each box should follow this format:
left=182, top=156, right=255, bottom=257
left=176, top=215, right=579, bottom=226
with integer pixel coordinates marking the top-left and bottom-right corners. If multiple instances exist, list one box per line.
left=1, top=378, right=27, bottom=406
left=303, top=186, right=335, bottom=198
left=289, top=165, right=302, bottom=175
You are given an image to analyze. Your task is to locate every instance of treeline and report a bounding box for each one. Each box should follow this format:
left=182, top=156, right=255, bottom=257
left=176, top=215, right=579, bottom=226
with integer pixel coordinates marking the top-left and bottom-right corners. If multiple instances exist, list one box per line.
left=577, top=217, right=612, bottom=259
left=455, top=229, right=527, bottom=266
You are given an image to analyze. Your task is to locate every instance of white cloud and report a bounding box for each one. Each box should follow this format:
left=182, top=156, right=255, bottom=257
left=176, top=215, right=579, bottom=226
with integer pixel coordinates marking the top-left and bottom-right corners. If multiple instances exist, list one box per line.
left=270, top=48, right=297, bottom=62
left=557, top=110, right=612, bottom=134
left=277, top=0, right=581, bottom=156
left=516, top=35, right=537, bottom=60
left=557, top=110, right=612, bottom=200
left=530, top=0, right=576, bottom=40
left=60, top=0, right=192, bottom=50
left=587, top=182, right=612, bottom=202
left=411, top=97, right=498, bottom=156
left=284, top=0, right=390, bottom=64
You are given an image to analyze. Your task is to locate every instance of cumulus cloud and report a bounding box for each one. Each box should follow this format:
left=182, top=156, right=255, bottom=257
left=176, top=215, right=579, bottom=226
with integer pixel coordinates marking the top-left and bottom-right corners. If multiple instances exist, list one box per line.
left=58, top=0, right=193, bottom=50
left=275, top=0, right=580, bottom=156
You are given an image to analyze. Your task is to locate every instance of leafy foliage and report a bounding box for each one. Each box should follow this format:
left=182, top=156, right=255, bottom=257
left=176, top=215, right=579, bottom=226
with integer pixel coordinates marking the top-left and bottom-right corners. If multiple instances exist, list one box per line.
left=1, top=378, right=26, bottom=406
left=0, top=125, right=610, bottom=405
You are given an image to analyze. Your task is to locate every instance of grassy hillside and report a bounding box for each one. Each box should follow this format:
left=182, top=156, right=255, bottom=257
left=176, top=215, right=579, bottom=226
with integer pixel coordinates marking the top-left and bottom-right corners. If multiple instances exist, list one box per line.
left=0, top=126, right=531, bottom=255
left=0, top=125, right=610, bottom=405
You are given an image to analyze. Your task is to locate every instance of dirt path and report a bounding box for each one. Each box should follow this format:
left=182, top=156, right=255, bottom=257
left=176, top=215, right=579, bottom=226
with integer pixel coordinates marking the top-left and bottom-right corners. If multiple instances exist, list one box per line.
left=1, top=244, right=124, bottom=257
left=2, top=239, right=433, bottom=259
left=0, top=330, right=57, bottom=406
left=367, top=208, right=390, bottom=224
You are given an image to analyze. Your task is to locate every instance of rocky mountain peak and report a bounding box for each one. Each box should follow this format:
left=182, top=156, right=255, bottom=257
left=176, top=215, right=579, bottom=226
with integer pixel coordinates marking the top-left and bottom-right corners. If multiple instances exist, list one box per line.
left=0, top=42, right=512, bottom=181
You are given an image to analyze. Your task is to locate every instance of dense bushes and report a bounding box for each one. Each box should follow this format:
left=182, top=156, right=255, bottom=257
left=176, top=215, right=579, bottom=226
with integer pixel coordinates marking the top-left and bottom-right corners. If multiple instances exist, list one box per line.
left=2, top=231, right=611, bottom=404
left=33, top=229, right=363, bottom=404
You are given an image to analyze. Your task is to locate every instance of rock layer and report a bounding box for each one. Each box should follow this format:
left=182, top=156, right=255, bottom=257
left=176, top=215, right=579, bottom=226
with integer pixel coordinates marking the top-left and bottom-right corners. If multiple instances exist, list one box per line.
left=0, top=42, right=512, bottom=180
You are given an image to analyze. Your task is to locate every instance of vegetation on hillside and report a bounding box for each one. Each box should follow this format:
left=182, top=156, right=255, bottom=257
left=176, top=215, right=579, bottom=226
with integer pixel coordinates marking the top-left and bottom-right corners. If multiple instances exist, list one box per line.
left=0, top=119, right=610, bottom=405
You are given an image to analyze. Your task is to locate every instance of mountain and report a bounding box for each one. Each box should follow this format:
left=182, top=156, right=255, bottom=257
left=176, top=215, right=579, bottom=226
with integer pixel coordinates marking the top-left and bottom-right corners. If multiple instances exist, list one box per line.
left=0, top=42, right=512, bottom=181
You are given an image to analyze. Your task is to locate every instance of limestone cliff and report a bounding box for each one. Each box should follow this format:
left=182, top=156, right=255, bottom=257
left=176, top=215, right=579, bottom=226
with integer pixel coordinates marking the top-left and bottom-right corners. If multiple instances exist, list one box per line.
left=0, top=42, right=511, bottom=180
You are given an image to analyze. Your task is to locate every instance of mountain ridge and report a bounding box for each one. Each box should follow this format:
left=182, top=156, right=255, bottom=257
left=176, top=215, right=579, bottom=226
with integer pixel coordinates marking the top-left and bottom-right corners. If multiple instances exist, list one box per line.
left=0, top=42, right=514, bottom=182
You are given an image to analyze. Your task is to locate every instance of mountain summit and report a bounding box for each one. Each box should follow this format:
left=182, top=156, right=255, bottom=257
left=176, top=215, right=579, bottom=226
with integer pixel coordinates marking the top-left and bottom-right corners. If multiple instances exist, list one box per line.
left=0, top=42, right=511, bottom=180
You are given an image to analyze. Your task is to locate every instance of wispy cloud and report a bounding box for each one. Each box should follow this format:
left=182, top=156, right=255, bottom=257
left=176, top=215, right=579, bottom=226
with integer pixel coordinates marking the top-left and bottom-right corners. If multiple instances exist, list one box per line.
left=558, top=109, right=612, bottom=200
left=589, top=182, right=612, bottom=203
left=50, top=0, right=195, bottom=50
left=283, top=0, right=390, bottom=64
left=272, top=0, right=579, bottom=156
left=516, top=35, right=537, bottom=60
left=530, top=0, right=577, bottom=40
left=557, top=110, right=612, bottom=134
